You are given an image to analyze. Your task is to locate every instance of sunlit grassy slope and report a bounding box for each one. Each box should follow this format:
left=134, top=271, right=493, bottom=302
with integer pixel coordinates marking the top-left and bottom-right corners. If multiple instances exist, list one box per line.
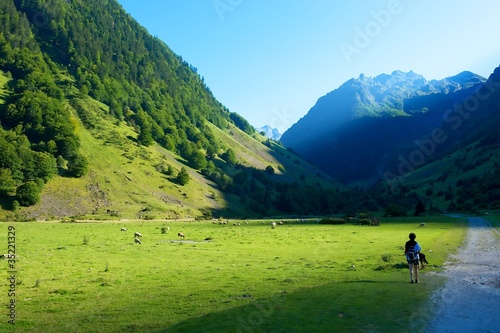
left=0, top=70, right=10, bottom=105
left=7, top=92, right=339, bottom=221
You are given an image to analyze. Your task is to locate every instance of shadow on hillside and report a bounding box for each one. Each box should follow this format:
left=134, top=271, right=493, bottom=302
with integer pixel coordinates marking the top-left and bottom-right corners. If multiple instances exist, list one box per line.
left=126, top=135, right=138, bottom=144
left=156, top=280, right=417, bottom=333
left=0, top=197, right=14, bottom=211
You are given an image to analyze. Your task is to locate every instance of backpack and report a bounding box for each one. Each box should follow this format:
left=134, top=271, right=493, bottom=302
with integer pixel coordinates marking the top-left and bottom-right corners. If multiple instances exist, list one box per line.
left=406, top=245, right=419, bottom=261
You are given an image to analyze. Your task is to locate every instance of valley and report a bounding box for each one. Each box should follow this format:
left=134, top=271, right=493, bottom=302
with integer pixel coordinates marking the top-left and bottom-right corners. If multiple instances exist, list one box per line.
left=1, top=1, right=500, bottom=332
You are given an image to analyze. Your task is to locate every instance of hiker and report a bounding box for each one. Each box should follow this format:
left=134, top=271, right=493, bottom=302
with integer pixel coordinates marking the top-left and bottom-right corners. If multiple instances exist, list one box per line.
left=404, top=232, right=422, bottom=283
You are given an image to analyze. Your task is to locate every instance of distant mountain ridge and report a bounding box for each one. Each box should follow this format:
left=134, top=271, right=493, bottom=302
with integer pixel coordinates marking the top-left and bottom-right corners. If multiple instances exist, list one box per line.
left=257, top=125, right=282, bottom=140
left=280, top=69, right=490, bottom=184
left=281, top=70, right=485, bottom=153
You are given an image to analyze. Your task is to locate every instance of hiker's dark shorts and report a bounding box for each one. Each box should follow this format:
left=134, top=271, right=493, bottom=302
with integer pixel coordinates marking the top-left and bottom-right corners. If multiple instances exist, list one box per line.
left=407, top=259, right=419, bottom=266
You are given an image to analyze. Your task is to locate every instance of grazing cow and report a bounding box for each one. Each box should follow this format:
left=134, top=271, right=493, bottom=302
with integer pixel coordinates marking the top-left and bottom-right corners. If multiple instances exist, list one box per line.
left=419, top=223, right=426, bottom=227
left=134, top=238, right=142, bottom=244
left=121, top=227, right=127, bottom=232
left=278, top=221, right=284, bottom=225
left=134, top=232, right=142, bottom=238
left=1, top=254, right=11, bottom=259
left=178, top=232, right=185, bottom=239
left=271, top=222, right=276, bottom=229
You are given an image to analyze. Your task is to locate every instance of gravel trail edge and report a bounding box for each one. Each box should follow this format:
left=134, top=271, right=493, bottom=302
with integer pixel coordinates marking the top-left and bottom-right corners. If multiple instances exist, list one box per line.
left=425, top=216, right=500, bottom=333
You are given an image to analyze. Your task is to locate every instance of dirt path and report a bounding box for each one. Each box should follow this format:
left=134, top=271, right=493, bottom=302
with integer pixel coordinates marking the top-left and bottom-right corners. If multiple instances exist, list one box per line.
left=425, top=216, right=500, bottom=333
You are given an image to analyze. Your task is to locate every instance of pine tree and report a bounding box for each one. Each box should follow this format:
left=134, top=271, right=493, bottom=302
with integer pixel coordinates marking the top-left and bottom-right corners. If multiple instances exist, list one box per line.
left=176, top=167, right=190, bottom=185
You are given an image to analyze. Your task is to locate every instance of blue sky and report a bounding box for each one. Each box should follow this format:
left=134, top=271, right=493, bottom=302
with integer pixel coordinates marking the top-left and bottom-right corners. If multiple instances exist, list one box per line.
left=117, top=0, right=500, bottom=133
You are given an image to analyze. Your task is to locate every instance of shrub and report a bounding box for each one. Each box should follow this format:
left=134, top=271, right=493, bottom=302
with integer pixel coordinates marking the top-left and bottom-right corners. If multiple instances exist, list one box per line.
left=16, top=182, right=41, bottom=206
left=176, top=167, right=190, bottom=185
left=358, top=219, right=372, bottom=226
left=318, top=217, right=346, bottom=225
left=381, top=254, right=392, bottom=263
left=67, top=154, right=89, bottom=178
left=199, top=208, right=212, bottom=220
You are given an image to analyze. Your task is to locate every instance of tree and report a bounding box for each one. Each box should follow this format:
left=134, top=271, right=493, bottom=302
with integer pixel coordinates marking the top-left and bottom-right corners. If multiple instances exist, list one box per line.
left=206, top=144, right=217, bottom=159
left=167, top=164, right=174, bottom=175
left=135, top=110, right=154, bottom=146
left=67, top=154, right=88, bottom=178
left=79, top=84, right=89, bottom=97
left=56, top=155, right=66, bottom=169
left=11, top=200, right=20, bottom=211
left=176, top=167, right=190, bottom=185
left=0, top=169, right=17, bottom=196
left=229, top=112, right=254, bottom=134
left=33, top=151, right=57, bottom=182
left=16, top=181, right=41, bottom=206
left=221, top=148, right=237, bottom=166
left=414, top=200, right=426, bottom=216
left=265, top=165, right=275, bottom=175
left=188, top=150, right=207, bottom=170
left=385, top=204, right=407, bottom=217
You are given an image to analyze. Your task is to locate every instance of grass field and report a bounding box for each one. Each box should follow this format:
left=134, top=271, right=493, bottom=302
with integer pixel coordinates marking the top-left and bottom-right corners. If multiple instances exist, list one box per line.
left=1, top=215, right=467, bottom=332
left=0, top=70, right=11, bottom=106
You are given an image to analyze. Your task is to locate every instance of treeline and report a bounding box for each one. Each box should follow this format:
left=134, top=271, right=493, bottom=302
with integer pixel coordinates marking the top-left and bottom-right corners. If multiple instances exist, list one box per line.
left=201, top=158, right=373, bottom=217
left=0, top=0, right=87, bottom=207
left=11, top=0, right=253, bottom=153
left=0, top=0, right=253, bottom=208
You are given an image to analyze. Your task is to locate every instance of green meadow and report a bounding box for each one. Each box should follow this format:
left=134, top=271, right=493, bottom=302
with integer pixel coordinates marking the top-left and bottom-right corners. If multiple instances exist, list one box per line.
left=1, top=216, right=466, bottom=332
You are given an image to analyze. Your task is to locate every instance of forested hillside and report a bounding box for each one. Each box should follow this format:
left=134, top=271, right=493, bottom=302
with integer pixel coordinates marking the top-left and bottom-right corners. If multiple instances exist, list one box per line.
left=0, top=0, right=371, bottom=220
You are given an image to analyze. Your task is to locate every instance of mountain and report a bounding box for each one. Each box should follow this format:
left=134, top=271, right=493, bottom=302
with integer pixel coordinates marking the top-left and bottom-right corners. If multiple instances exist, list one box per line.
left=281, top=70, right=485, bottom=153
left=0, top=0, right=363, bottom=220
left=281, top=70, right=487, bottom=183
left=281, top=66, right=500, bottom=212
left=257, top=125, right=282, bottom=140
